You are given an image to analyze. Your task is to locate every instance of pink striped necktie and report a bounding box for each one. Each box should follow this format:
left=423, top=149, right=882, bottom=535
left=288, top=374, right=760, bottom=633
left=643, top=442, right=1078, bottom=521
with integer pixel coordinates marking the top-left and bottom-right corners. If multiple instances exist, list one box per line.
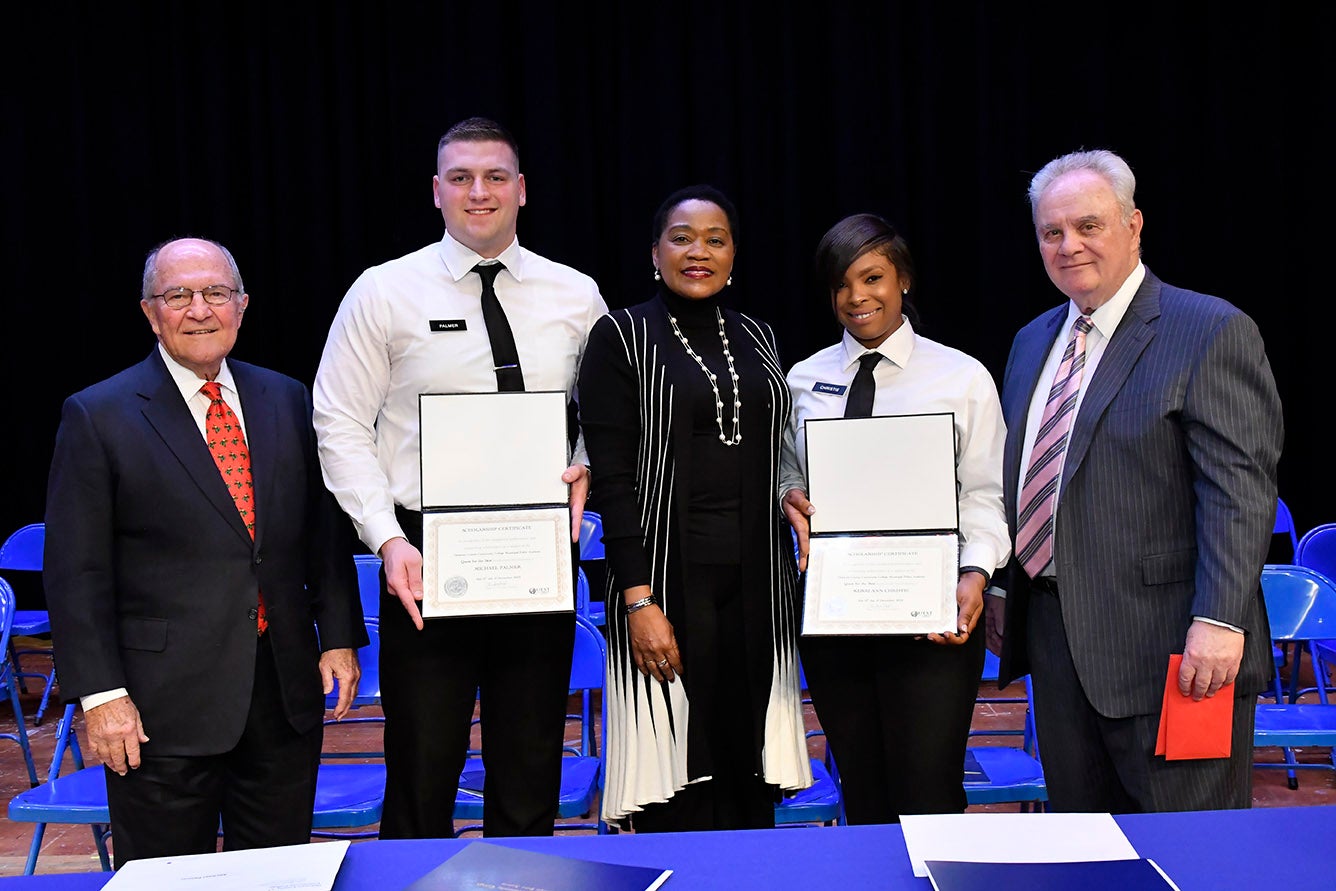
left=1015, top=316, right=1093, bottom=579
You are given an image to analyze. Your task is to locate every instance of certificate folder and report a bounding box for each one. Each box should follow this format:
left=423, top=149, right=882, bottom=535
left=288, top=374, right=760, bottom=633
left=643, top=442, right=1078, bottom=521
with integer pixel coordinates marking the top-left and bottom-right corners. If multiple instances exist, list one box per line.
left=924, top=858, right=1177, bottom=891
left=418, top=391, right=574, bottom=619
left=801, top=412, right=959, bottom=636
left=403, top=841, right=673, bottom=891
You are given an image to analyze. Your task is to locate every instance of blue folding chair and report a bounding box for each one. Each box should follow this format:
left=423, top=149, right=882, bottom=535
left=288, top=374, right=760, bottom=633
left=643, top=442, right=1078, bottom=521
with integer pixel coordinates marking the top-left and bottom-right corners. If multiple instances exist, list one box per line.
left=453, top=614, right=606, bottom=835
left=965, top=673, right=1047, bottom=810
left=0, top=578, right=39, bottom=787
left=1296, top=524, right=1336, bottom=695
left=353, top=552, right=383, bottom=622
left=6, top=701, right=112, bottom=874
left=1274, top=497, right=1300, bottom=560
left=313, top=617, right=387, bottom=838
left=0, top=523, right=59, bottom=724
left=775, top=657, right=844, bottom=827
left=964, top=646, right=1047, bottom=810
left=577, top=512, right=605, bottom=626
left=1253, top=564, right=1336, bottom=789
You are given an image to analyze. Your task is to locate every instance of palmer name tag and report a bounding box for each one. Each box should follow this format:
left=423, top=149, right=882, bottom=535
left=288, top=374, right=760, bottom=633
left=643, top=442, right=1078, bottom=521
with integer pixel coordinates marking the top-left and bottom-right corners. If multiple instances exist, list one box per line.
left=430, top=319, right=467, bottom=332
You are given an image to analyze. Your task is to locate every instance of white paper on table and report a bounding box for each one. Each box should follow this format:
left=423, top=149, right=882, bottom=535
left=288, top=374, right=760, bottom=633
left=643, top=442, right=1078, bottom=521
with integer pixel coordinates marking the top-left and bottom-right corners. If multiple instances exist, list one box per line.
left=102, top=839, right=349, bottom=890
left=899, top=812, right=1140, bottom=878
left=419, top=391, right=569, bottom=509
left=804, top=412, right=957, bottom=535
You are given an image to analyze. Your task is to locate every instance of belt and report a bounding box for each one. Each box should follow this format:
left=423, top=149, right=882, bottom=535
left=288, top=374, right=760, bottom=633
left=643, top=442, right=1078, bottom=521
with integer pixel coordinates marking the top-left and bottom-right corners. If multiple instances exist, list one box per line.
left=1031, top=576, right=1059, bottom=597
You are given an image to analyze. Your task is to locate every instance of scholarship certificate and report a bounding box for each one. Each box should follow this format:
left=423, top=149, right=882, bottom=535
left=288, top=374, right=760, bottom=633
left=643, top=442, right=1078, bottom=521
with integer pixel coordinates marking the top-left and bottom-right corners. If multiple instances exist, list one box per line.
left=801, top=412, right=959, bottom=635
left=418, top=391, right=574, bottom=618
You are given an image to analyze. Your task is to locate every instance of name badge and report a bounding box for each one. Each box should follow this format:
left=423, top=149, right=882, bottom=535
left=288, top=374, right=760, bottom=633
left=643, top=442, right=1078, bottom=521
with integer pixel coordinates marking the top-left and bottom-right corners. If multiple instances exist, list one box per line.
left=430, top=319, right=467, bottom=332
left=813, top=381, right=847, bottom=396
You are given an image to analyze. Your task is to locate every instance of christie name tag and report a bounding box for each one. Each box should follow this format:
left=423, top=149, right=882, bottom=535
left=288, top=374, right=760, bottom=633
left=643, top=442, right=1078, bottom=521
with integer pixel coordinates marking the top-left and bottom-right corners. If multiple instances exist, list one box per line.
left=813, top=381, right=847, bottom=396
left=430, top=319, right=467, bottom=332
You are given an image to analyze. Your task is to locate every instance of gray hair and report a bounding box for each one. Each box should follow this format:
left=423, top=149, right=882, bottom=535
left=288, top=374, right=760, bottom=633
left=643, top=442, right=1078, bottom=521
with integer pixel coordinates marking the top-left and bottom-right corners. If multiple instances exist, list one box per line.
left=141, top=237, right=245, bottom=301
left=1028, top=149, right=1137, bottom=225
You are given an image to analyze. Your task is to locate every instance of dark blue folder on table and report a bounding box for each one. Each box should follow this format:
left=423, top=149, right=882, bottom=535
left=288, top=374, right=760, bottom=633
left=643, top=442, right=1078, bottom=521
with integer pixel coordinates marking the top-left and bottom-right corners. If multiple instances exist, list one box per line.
left=402, top=841, right=673, bottom=890
left=924, top=858, right=1174, bottom=890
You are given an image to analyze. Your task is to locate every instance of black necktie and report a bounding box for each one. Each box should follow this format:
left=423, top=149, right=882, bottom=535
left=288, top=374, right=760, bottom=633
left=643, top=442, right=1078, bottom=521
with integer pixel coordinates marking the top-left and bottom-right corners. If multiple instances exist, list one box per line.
left=844, top=351, right=882, bottom=418
left=474, top=261, right=525, bottom=392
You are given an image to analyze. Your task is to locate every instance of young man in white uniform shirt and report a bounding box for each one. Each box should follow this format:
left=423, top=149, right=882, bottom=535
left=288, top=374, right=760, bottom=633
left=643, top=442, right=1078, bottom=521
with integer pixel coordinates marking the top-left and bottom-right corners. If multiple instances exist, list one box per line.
left=313, top=116, right=608, bottom=838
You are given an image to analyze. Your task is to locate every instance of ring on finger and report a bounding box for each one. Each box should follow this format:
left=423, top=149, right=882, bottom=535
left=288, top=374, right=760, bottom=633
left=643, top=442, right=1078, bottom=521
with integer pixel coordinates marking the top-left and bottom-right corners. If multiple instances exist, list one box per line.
left=657, top=658, right=669, bottom=667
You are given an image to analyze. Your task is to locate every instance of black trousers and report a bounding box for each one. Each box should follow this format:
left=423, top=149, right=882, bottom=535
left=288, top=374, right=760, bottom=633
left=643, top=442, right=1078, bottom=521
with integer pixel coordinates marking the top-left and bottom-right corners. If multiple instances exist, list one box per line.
left=799, top=628, right=984, bottom=824
left=377, top=507, right=576, bottom=839
left=1026, top=585, right=1255, bottom=813
left=631, top=563, right=777, bottom=834
left=104, top=633, right=322, bottom=868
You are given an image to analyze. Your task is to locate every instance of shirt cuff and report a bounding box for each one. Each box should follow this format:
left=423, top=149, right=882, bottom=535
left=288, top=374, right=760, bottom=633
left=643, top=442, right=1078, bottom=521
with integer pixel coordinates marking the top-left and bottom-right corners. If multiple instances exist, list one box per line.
left=81, top=688, right=129, bottom=711
left=959, top=565, right=991, bottom=586
left=1193, top=615, right=1245, bottom=634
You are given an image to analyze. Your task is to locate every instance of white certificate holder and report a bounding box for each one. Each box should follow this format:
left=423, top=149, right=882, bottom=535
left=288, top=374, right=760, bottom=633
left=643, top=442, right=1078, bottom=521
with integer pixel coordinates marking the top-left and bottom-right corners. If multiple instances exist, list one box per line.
left=802, top=412, right=959, bottom=636
left=418, top=391, right=574, bottom=618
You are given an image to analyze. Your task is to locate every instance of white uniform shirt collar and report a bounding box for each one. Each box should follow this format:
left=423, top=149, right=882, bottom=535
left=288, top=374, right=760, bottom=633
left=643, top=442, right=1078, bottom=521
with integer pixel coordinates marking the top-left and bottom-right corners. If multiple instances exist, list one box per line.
left=840, top=315, right=915, bottom=372
left=436, top=230, right=523, bottom=284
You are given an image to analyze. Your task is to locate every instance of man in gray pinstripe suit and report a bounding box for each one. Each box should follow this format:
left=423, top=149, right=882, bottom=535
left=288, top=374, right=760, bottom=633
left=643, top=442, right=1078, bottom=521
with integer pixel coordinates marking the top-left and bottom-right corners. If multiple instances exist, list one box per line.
left=987, top=148, right=1282, bottom=812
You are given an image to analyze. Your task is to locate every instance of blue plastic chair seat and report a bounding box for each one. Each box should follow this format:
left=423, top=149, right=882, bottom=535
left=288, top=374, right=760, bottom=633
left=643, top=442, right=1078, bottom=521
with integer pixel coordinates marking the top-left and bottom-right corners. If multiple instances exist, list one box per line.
left=1254, top=704, right=1336, bottom=747
left=964, top=746, right=1048, bottom=805
left=775, top=757, right=842, bottom=825
left=312, top=763, right=387, bottom=829
left=7, top=765, right=108, bottom=823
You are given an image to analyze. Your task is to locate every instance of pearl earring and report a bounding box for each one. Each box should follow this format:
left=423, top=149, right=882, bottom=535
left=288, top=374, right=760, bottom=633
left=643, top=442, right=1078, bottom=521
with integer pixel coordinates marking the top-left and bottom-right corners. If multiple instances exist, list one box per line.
left=654, top=269, right=661, bottom=281
left=902, top=288, right=908, bottom=295
left=726, top=275, right=734, bottom=286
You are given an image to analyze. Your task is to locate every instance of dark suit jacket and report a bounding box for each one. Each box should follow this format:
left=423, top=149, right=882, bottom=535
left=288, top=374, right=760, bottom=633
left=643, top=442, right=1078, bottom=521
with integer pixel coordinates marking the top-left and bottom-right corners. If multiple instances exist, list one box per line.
left=44, top=350, right=367, bottom=755
left=997, top=269, right=1282, bottom=717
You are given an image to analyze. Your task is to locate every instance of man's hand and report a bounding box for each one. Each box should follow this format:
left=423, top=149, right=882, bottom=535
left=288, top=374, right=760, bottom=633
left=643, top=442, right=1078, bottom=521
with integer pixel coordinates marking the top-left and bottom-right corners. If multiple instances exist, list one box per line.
left=1179, top=619, right=1245, bottom=700
left=781, top=488, right=814, bottom=572
left=983, top=588, right=1006, bottom=656
left=563, top=463, right=590, bottom=543
left=85, top=695, right=149, bottom=776
left=320, top=647, right=363, bottom=721
left=380, top=536, right=425, bottom=630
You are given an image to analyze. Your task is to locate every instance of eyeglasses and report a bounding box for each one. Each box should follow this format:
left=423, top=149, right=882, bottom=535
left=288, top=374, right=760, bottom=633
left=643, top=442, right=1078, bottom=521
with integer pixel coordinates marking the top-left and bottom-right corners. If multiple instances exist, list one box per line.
left=150, top=285, right=239, bottom=309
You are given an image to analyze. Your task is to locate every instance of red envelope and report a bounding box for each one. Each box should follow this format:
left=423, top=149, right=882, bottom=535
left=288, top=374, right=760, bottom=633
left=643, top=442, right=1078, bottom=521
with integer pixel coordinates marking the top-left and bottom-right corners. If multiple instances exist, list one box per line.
left=1155, top=653, right=1234, bottom=760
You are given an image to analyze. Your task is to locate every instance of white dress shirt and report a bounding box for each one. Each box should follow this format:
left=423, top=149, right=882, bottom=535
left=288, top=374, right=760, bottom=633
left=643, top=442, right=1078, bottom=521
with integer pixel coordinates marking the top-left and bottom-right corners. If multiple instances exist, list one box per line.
left=313, top=231, right=609, bottom=554
left=781, top=317, right=1011, bottom=577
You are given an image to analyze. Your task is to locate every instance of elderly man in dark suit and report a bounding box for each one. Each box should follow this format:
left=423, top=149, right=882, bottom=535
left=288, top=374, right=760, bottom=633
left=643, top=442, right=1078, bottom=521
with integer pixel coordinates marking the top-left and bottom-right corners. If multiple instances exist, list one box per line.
left=43, top=237, right=367, bottom=867
left=987, top=149, right=1282, bottom=812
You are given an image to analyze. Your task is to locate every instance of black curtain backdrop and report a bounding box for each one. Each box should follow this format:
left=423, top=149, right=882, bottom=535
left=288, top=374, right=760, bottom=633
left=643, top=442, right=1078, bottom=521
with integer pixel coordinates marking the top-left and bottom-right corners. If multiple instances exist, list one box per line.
left=3, top=4, right=1328, bottom=607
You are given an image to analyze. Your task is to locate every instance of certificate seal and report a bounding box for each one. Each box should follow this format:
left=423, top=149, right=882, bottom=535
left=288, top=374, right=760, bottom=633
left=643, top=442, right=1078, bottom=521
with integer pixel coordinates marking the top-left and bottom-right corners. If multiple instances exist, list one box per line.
left=443, top=575, right=468, bottom=598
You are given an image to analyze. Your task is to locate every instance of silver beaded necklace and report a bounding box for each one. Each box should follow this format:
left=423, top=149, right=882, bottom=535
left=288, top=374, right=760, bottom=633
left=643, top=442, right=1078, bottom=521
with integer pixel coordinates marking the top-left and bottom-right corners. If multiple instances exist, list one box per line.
left=667, top=307, right=742, bottom=446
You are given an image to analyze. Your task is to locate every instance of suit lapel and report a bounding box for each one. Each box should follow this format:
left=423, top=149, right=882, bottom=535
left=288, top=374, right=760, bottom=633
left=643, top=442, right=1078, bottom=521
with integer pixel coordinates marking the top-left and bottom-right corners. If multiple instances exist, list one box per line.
left=1003, top=306, right=1067, bottom=521
left=138, top=352, right=254, bottom=547
left=1062, top=272, right=1162, bottom=484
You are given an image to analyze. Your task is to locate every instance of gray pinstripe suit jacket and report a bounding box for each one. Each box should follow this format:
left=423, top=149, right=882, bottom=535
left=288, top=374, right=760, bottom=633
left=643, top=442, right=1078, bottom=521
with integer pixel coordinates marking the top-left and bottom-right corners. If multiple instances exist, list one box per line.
left=996, top=268, right=1282, bottom=718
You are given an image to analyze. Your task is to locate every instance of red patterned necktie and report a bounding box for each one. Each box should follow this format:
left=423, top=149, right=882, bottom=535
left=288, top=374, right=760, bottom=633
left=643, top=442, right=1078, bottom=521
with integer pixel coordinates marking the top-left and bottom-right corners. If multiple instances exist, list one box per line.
left=1015, top=316, right=1093, bottom=579
left=201, top=381, right=268, bottom=635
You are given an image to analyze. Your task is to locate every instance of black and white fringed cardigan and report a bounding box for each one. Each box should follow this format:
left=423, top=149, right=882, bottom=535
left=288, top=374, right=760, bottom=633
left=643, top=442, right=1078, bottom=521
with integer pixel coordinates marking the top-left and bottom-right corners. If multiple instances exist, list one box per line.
left=578, top=292, right=812, bottom=828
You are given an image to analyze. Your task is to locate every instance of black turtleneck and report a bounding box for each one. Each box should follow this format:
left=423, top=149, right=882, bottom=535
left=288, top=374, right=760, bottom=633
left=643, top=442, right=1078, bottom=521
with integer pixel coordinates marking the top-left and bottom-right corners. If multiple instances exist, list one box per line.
left=655, top=283, right=742, bottom=563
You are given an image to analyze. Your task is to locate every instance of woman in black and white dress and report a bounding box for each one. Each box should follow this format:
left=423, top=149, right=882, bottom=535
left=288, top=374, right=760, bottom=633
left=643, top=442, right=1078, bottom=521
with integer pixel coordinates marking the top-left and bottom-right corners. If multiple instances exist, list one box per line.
left=577, top=184, right=811, bottom=832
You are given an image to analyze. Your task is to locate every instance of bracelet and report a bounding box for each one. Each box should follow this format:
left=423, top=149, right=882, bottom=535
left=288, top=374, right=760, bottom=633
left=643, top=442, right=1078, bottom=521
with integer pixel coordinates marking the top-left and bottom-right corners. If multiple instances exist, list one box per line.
left=625, top=595, right=658, bottom=614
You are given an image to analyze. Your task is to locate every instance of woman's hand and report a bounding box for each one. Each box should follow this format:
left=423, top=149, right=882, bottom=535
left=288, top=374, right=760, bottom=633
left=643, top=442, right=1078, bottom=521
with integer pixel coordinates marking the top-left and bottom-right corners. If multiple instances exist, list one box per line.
left=926, top=570, right=986, bottom=646
left=625, top=586, right=682, bottom=682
